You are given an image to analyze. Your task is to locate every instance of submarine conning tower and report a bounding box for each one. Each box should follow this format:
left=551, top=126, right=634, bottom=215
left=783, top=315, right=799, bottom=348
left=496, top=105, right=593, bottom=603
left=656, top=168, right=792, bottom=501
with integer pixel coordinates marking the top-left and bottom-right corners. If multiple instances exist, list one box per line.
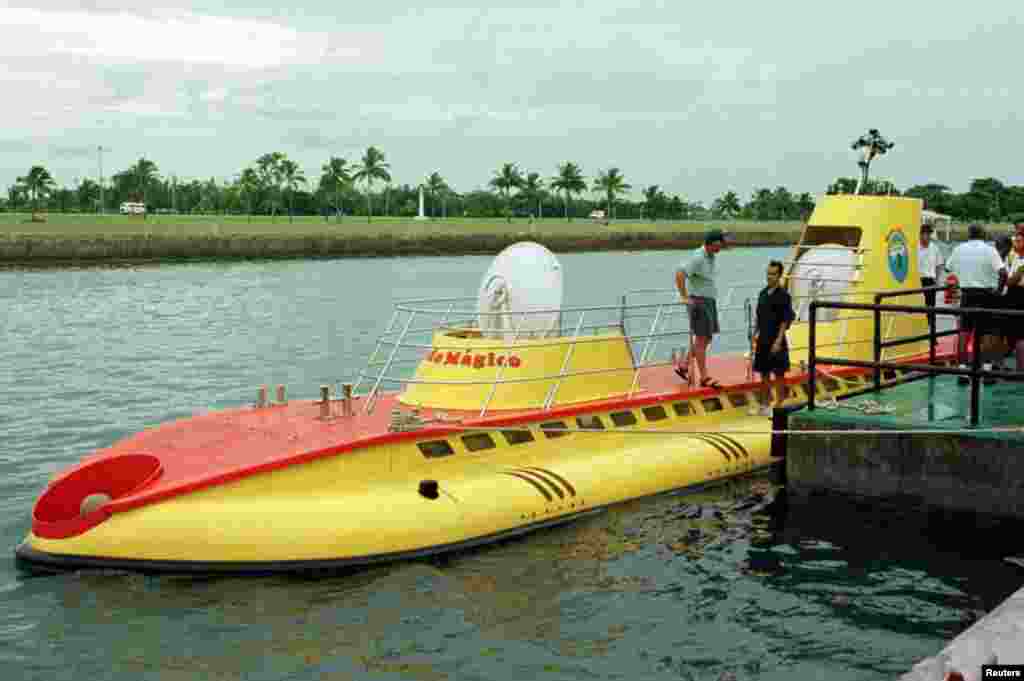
left=785, top=193, right=929, bottom=367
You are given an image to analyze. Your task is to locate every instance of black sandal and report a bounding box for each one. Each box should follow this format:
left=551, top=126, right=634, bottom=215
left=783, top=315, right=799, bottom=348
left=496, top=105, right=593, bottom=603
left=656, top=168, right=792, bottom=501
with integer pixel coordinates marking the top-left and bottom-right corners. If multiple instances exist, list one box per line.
left=700, top=377, right=723, bottom=390
left=674, top=366, right=689, bottom=381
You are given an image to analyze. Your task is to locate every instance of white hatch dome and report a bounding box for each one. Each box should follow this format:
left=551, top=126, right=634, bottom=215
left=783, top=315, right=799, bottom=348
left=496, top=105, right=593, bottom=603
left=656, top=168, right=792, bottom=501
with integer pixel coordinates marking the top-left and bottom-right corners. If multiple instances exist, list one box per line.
left=789, top=243, right=858, bottom=322
left=477, top=242, right=563, bottom=340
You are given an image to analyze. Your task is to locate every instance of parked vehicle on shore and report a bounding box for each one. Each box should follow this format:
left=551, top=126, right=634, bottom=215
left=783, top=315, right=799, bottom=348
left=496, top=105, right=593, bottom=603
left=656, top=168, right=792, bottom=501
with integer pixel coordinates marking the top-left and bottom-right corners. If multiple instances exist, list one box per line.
left=119, top=202, right=146, bottom=215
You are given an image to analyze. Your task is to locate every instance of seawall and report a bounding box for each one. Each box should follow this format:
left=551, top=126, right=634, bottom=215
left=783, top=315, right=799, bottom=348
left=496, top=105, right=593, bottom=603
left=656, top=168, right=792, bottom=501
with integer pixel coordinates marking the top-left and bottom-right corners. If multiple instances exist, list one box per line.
left=0, top=230, right=799, bottom=263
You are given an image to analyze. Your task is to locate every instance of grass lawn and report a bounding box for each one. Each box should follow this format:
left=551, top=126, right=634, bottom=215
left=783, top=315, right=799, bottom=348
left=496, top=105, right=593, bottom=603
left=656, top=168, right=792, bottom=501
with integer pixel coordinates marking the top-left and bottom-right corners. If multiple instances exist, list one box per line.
left=0, top=212, right=805, bottom=239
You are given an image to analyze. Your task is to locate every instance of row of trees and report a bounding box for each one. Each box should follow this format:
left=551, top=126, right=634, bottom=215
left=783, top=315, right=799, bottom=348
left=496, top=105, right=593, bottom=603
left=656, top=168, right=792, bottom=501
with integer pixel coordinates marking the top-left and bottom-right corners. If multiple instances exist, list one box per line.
left=6, top=148, right=1024, bottom=223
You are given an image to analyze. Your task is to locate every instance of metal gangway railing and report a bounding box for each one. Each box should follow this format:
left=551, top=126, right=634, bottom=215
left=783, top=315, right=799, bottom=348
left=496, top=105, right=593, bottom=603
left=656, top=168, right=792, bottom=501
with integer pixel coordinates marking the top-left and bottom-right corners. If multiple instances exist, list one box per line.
left=807, top=292, right=1024, bottom=427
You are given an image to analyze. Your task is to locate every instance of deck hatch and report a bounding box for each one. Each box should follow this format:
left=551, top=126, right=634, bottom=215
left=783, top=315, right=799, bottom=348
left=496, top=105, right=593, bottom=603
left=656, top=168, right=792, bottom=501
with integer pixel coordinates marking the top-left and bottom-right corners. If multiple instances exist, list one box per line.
left=609, top=410, right=638, bottom=427
left=502, top=429, right=535, bottom=445
left=462, top=433, right=497, bottom=452
left=418, top=440, right=455, bottom=458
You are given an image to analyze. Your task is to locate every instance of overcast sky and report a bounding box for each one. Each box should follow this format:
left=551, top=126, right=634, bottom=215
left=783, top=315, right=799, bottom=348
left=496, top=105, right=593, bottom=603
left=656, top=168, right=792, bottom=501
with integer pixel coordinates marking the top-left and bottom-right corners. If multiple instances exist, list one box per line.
left=2, top=1, right=1021, bottom=203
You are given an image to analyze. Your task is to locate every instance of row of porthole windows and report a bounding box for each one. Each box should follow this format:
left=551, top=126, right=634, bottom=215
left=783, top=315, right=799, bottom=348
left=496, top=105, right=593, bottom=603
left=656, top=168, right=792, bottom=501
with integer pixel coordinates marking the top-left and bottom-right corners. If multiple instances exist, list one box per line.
left=415, top=371, right=903, bottom=460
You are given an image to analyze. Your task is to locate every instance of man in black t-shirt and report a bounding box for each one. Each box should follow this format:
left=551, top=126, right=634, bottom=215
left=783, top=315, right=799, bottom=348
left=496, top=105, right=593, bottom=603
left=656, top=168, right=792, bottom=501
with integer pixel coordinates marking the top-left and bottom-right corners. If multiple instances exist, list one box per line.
left=751, top=260, right=796, bottom=416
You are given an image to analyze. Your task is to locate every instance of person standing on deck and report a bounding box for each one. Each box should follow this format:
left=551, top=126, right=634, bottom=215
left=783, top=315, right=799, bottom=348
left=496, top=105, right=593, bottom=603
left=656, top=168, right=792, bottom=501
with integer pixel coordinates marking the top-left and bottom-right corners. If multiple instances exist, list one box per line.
left=1001, top=226, right=1024, bottom=370
left=749, top=260, right=795, bottom=416
left=674, top=228, right=731, bottom=390
left=918, top=223, right=943, bottom=335
left=945, top=223, right=1005, bottom=384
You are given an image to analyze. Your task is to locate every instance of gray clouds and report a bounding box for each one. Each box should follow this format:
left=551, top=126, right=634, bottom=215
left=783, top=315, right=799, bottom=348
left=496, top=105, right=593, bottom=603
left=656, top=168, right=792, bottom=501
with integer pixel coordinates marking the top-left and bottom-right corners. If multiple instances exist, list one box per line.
left=1, top=1, right=1022, bottom=202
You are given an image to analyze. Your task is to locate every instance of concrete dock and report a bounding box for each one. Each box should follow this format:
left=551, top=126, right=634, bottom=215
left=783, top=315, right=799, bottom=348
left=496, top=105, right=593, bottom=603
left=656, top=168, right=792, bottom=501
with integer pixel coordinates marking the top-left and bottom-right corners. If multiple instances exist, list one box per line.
left=787, top=375, right=1024, bottom=519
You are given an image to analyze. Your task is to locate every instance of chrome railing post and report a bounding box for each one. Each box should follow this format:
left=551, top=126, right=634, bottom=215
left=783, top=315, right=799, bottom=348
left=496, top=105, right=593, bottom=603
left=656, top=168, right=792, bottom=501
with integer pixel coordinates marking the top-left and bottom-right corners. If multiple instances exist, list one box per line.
left=543, top=310, right=587, bottom=409
left=628, top=303, right=667, bottom=397
left=365, top=310, right=417, bottom=414
left=351, top=308, right=400, bottom=397
left=479, top=310, right=528, bottom=417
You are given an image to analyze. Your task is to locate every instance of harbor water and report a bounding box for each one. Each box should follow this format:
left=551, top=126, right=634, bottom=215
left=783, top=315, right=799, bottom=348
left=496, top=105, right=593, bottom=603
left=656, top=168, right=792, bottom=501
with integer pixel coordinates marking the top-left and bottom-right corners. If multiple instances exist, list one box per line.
left=2, top=248, right=1021, bottom=680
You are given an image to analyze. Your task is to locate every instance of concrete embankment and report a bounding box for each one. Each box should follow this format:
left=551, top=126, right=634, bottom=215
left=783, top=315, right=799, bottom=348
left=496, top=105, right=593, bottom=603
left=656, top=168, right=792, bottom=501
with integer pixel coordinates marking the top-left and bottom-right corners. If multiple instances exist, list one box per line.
left=0, top=229, right=801, bottom=263
left=900, top=586, right=1024, bottom=679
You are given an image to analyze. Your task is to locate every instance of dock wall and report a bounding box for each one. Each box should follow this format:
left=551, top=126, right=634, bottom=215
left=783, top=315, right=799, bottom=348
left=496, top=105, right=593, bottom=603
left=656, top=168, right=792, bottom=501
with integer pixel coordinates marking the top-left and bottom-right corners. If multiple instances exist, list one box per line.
left=786, top=413, right=1024, bottom=519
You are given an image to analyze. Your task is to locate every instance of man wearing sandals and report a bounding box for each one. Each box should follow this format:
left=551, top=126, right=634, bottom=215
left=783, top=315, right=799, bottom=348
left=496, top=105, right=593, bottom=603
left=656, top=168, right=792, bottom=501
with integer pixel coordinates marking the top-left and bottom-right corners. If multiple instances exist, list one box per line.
left=675, top=228, right=731, bottom=389
left=750, top=260, right=795, bottom=416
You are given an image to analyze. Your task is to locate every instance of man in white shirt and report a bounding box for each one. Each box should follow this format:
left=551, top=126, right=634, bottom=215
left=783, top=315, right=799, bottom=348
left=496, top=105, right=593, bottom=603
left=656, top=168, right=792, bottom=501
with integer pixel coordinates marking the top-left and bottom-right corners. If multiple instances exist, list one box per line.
left=918, top=223, right=943, bottom=335
left=945, top=224, right=1006, bottom=382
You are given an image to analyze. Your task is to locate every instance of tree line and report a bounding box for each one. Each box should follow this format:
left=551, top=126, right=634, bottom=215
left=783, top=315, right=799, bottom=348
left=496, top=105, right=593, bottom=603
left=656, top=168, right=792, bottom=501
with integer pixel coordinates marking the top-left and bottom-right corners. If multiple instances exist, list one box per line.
left=5, top=147, right=1024, bottom=223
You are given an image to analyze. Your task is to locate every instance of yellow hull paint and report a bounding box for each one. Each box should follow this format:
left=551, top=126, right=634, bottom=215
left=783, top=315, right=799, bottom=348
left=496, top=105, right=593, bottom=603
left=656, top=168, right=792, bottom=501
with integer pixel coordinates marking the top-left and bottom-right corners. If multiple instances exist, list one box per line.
left=26, top=403, right=776, bottom=564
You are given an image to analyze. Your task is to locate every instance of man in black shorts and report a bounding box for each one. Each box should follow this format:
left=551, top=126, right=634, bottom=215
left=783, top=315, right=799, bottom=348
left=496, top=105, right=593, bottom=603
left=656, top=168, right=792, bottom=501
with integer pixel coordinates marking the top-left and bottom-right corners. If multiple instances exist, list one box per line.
left=751, top=260, right=795, bottom=415
left=946, top=224, right=1005, bottom=383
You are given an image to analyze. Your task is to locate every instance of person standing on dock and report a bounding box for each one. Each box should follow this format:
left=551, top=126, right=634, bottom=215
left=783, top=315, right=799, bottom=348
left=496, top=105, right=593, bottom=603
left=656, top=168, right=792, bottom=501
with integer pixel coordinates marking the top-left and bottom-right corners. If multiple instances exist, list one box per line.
left=1003, top=226, right=1024, bottom=370
left=750, top=260, right=795, bottom=415
left=918, top=223, right=943, bottom=335
left=945, top=224, right=1006, bottom=383
left=675, top=229, right=731, bottom=389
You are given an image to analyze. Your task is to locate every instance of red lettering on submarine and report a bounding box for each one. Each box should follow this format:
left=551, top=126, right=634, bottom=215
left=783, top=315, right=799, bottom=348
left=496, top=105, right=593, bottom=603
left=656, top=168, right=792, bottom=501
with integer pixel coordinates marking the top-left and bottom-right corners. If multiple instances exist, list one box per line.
left=426, top=350, right=522, bottom=368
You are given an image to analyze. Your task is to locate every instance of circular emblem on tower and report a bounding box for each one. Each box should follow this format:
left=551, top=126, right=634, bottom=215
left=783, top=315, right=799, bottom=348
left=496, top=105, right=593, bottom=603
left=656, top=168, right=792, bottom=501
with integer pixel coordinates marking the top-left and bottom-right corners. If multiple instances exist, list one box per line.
left=886, top=228, right=909, bottom=283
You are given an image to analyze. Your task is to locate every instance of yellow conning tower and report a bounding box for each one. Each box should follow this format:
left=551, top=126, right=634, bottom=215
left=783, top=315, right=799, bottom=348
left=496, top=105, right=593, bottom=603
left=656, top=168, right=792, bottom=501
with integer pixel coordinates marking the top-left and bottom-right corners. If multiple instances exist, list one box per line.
left=399, top=327, right=636, bottom=411
left=785, top=193, right=929, bottom=366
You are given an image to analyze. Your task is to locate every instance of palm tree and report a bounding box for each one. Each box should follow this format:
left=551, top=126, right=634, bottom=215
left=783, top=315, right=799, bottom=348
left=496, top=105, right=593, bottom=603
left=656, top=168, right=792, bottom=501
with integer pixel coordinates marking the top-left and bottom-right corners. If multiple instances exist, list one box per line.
left=320, top=157, right=351, bottom=222
left=550, top=162, right=586, bottom=222
left=17, top=166, right=56, bottom=215
left=489, top=163, right=523, bottom=223
left=279, top=158, right=306, bottom=223
left=256, top=152, right=285, bottom=220
left=592, top=167, right=631, bottom=221
left=642, top=185, right=666, bottom=221
left=129, top=158, right=159, bottom=219
left=520, top=172, right=545, bottom=219
left=352, top=146, right=392, bottom=223
left=76, top=178, right=100, bottom=213
left=712, top=191, right=741, bottom=218
left=238, top=167, right=260, bottom=223
left=425, top=171, right=448, bottom=219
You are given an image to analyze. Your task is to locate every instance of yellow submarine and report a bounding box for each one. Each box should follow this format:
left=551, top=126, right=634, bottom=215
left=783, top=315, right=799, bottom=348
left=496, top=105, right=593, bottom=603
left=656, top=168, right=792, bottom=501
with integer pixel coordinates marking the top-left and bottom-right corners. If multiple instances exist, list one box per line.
left=16, top=136, right=949, bottom=573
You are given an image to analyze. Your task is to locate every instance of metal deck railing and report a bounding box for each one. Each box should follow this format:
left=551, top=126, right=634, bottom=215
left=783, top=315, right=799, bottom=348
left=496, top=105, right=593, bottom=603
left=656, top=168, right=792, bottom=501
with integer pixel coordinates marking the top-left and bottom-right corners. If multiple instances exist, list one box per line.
left=349, top=270, right=929, bottom=416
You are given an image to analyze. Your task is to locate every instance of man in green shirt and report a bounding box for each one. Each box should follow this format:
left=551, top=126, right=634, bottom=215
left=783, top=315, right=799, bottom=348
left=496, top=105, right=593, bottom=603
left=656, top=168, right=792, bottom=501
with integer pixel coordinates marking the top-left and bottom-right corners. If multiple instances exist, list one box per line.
left=674, top=228, right=731, bottom=389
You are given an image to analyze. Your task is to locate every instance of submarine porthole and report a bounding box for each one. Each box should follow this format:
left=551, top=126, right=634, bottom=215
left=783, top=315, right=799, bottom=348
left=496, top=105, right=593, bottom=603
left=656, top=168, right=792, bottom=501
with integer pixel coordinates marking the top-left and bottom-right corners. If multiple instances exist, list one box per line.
left=462, top=433, right=496, bottom=452
left=641, top=405, right=667, bottom=422
left=609, top=411, right=638, bottom=427
left=672, top=402, right=694, bottom=417
left=726, top=393, right=749, bottom=408
left=576, top=415, right=605, bottom=431
left=417, top=440, right=455, bottom=458
left=540, top=421, right=569, bottom=438
left=502, top=429, right=534, bottom=445
left=701, top=398, right=723, bottom=413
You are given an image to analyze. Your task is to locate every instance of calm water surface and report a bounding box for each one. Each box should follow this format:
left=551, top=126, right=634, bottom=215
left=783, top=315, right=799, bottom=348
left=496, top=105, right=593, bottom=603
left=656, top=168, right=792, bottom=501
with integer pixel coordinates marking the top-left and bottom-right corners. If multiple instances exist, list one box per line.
left=1, top=248, right=1020, bottom=680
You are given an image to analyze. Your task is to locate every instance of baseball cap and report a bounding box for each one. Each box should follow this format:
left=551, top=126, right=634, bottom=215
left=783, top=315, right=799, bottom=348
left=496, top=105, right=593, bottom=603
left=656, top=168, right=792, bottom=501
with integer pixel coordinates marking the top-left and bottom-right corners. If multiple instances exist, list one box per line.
left=704, top=228, right=732, bottom=244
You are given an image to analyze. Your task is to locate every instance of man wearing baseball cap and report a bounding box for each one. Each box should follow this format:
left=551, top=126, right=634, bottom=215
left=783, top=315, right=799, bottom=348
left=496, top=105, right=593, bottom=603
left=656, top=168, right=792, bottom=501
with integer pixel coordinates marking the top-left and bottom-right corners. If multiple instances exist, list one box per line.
left=674, top=228, right=732, bottom=389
